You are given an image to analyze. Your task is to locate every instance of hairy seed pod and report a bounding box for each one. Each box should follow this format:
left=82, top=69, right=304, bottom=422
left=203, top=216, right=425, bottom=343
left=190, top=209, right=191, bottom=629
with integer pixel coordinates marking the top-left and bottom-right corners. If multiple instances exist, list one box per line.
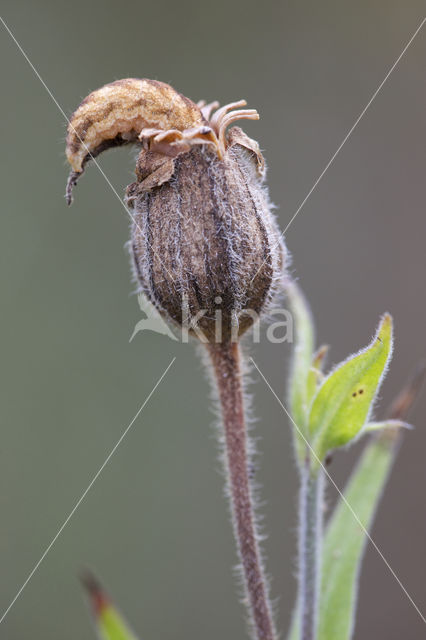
left=128, top=128, right=285, bottom=342
left=65, top=79, right=286, bottom=342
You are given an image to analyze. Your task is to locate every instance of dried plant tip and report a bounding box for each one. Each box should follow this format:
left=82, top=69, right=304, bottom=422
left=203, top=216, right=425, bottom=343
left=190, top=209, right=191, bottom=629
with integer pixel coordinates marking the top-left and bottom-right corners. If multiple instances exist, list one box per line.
left=386, top=360, right=426, bottom=420
left=65, top=78, right=206, bottom=203
left=65, top=171, right=80, bottom=206
left=65, top=79, right=263, bottom=204
left=80, top=570, right=109, bottom=615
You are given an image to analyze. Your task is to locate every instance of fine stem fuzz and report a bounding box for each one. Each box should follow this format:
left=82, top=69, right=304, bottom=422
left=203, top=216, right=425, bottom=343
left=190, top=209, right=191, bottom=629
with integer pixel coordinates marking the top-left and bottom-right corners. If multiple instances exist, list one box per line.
left=208, top=342, right=276, bottom=640
left=298, top=458, right=324, bottom=640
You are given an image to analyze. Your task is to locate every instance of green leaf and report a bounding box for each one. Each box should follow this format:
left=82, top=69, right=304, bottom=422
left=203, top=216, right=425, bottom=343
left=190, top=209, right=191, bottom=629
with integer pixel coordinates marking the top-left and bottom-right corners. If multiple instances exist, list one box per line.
left=82, top=572, right=140, bottom=640
left=309, top=314, right=393, bottom=462
left=318, top=435, right=396, bottom=640
left=285, top=280, right=315, bottom=461
left=286, top=435, right=396, bottom=640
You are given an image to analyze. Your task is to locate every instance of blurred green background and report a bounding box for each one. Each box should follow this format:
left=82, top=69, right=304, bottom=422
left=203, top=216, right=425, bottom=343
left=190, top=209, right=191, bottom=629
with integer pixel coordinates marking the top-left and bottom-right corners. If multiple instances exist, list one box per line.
left=1, top=1, right=425, bottom=638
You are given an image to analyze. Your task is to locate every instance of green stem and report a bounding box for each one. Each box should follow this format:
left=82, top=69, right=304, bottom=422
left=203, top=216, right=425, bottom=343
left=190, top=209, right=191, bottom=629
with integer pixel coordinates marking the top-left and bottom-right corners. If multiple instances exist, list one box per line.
left=299, top=458, right=324, bottom=640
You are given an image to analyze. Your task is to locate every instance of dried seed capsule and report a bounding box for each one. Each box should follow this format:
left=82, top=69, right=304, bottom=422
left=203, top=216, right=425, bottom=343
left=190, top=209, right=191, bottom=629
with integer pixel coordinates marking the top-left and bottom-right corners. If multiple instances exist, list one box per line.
left=128, top=126, right=285, bottom=342
left=65, top=79, right=286, bottom=342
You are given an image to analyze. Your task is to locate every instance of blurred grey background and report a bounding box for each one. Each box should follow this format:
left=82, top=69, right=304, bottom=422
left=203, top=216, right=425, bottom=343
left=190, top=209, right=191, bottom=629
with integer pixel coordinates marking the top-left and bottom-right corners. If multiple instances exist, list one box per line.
left=0, top=1, right=425, bottom=638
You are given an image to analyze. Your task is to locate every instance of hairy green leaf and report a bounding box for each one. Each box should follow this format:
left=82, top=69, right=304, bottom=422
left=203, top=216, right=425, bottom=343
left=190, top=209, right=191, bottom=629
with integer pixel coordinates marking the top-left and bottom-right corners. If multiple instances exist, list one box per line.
left=286, top=435, right=396, bottom=640
left=309, top=314, right=393, bottom=461
left=318, top=435, right=396, bottom=639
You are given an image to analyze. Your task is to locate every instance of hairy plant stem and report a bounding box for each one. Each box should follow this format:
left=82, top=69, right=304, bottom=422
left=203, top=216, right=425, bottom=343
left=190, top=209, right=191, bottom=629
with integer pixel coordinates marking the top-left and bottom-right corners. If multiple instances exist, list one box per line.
left=298, top=457, right=324, bottom=640
left=207, top=341, right=276, bottom=640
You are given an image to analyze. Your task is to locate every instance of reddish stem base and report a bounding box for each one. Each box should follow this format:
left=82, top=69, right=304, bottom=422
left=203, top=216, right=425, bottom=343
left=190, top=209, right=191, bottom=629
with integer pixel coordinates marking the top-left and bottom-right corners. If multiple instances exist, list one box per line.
left=208, top=342, right=275, bottom=640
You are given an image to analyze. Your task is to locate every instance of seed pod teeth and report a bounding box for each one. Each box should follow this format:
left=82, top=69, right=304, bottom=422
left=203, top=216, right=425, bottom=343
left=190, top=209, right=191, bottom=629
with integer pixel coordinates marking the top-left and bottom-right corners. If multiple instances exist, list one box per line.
left=139, top=124, right=218, bottom=158
left=211, top=102, right=259, bottom=153
left=197, top=100, right=220, bottom=121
